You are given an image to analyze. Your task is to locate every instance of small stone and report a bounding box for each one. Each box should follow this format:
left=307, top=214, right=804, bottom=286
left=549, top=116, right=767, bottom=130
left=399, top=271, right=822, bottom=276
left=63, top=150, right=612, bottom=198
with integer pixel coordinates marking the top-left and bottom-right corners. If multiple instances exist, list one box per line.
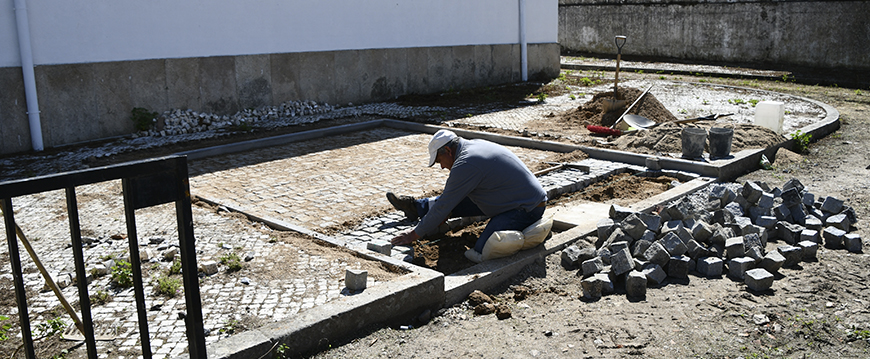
left=729, top=257, right=755, bottom=280
left=625, top=270, right=647, bottom=298
left=760, top=250, right=785, bottom=273
left=844, top=233, right=863, bottom=253
left=696, top=257, right=723, bottom=278
left=823, top=226, right=846, bottom=249
left=345, top=269, right=368, bottom=291
left=200, top=261, right=218, bottom=275
left=581, top=257, right=604, bottom=277
left=745, top=268, right=774, bottom=291
left=777, top=245, right=802, bottom=267
left=642, top=264, right=667, bottom=286
left=797, top=240, right=819, bottom=260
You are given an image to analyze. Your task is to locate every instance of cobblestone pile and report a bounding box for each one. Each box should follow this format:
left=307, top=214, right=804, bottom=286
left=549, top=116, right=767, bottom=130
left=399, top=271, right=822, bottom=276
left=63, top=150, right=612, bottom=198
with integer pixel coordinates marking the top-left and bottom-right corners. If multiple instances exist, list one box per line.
left=562, top=178, right=863, bottom=299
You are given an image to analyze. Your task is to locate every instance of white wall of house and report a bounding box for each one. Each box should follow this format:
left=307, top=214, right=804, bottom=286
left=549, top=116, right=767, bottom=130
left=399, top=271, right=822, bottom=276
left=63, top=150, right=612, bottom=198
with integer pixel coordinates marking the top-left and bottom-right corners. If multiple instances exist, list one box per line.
left=2, top=0, right=557, bottom=67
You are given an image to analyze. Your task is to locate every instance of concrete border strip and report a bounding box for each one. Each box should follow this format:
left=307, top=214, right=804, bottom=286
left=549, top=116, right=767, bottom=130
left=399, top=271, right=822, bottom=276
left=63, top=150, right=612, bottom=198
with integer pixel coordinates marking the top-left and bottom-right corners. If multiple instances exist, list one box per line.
left=180, top=196, right=444, bottom=359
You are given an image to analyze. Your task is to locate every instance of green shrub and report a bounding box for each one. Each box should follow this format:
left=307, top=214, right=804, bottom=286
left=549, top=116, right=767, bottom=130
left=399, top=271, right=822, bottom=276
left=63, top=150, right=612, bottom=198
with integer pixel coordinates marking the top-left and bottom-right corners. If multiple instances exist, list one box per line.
left=169, top=258, right=182, bottom=275
left=220, top=252, right=243, bottom=272
left=791, top=130, right=812, bottom=154
left=153, top=276, right=182, bottom=297
left=111, top=260, right=134, bottom=287
left=0, top=315, right=11, bottom=341
left=131, top=107, right=158, bottom=132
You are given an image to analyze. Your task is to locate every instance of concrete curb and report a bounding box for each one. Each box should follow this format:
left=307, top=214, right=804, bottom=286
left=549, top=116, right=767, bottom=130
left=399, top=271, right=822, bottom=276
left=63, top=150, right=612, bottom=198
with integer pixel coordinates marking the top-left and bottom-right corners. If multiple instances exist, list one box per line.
left=177, top=199, right=444, bottom=359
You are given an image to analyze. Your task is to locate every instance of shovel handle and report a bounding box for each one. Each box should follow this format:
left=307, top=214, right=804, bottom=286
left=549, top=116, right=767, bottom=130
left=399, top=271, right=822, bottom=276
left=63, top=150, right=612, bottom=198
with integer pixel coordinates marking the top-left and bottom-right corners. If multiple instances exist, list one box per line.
left=615, top=35, right=627, bottom=52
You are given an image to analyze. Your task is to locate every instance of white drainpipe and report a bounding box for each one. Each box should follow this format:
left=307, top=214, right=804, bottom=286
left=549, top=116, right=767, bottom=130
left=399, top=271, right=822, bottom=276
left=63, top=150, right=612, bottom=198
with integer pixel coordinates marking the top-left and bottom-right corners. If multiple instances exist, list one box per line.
left=519, top=0, right=528, bottom=82
left=14, top=0, right=44, bottom=151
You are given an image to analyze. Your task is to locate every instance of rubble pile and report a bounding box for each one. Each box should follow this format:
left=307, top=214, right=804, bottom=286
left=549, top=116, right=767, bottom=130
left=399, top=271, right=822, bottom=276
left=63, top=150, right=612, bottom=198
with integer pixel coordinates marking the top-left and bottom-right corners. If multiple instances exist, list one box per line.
left=561, top=178, right=863, bottom=299
left=138, top=100, right=336, bottom=137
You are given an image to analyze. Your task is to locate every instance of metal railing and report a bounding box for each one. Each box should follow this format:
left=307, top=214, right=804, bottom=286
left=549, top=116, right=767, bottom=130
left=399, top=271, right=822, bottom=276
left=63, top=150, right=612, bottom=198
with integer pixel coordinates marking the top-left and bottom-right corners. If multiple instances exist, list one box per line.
left=1, top=155, right=206, bottom=359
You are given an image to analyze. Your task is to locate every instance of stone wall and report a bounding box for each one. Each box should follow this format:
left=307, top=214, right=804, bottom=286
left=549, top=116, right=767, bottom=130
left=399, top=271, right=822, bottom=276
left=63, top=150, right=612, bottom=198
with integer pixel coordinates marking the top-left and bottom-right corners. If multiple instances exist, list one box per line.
left=0, top=43, right=560, bottom=155
left=559, top=0, right=869, bottom=70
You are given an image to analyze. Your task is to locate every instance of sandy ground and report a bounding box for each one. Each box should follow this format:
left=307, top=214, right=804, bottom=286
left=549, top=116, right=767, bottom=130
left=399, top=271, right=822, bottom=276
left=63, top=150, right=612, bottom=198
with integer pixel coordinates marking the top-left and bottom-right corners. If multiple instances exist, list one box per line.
left=309, top=73, right=870, bottom=359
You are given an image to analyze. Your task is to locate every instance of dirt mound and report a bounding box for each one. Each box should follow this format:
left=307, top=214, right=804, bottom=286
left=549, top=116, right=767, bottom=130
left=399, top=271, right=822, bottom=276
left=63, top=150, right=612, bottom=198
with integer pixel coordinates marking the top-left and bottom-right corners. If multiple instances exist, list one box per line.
left=556, top=87, right=679, bottom=128
left=773, top=147, right=804, bottom=166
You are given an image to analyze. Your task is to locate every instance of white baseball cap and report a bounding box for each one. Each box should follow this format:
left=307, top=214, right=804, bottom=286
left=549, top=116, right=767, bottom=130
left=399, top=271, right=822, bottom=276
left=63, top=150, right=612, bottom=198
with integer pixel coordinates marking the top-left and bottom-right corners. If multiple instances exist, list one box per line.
left=428, top=129, right=457, bottom=167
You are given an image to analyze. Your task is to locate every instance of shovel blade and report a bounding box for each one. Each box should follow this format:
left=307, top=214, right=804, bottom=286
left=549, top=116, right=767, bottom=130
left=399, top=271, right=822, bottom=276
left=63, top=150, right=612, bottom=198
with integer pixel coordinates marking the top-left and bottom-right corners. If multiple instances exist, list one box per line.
left=602, top=99, right=626, bottom=113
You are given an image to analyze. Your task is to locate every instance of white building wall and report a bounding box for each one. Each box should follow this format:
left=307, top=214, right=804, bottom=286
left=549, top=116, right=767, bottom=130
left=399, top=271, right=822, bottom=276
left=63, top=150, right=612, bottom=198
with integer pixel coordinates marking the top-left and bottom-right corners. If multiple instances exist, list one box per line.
left=1, top=0, right=557, bottom=67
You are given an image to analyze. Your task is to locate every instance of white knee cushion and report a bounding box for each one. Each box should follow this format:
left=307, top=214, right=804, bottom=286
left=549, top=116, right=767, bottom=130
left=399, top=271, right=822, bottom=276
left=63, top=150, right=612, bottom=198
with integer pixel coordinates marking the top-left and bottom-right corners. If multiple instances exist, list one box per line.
left=480, top=230, right=525, bottom=261
left=521, top=215, right=553, bottom=250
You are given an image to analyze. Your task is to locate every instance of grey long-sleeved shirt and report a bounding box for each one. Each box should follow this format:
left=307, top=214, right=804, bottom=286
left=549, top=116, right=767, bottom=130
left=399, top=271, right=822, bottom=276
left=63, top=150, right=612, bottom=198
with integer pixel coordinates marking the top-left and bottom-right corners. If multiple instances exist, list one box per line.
left=414, top=138, right=546, bottom=237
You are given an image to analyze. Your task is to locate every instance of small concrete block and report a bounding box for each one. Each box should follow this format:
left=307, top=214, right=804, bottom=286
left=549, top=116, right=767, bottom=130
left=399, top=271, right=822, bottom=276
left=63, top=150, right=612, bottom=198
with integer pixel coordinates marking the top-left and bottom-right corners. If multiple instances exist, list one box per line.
left=162, top=248, right=178, bottom=261
left=609, top=204, right=636, bottom=222
left=631, top=239, right=652, bottom=259
left=610, top=248, right=634, bottom=276
left=742, top=181, right=764, bottom=204
left=760, top=250, right=785, bottom=273
left=581, top=257, right=605, bottom=277
left=721, top=188, right=737, bottom=207
left=842, top=206, right=858, bottom=225
left=642, top=264, right=667, bottom=285
left=802, top=192, right=815, bottom=207
left=594, top=273, right=614, bottom=294
left=643, top=241, right=670, bottom=267
left=773, top=205, right=791, bottom=221
left=597, top=247, right=612, bottom=265
left=821, top=196, right=844, bottom=214
left=661, top=220, right=684, bottom=236
left=799, top=229, right=820, bottom=244
left=345, top=269, right=368, bottom=291
left=744, top=232, right=764, bottom=252
left=758, top=192, right=775, bottom=209
left=804, top=215, right=824, bottom=231
left=748, top=206, right=771, bottom=222
left=825, top=213, right=849, bottom=231
left=603, top=227, right=631, bottom=249
left=561, top=245, right=592, bottom=268
left=638, top=212, right=662, bottom=232
left=625, top=270, right=647, bottom=298
left=724, top=202, right=744, bottom=218
left=710, top=225, right=733, bottom=245
left=755, top=216, right=777, bottom=230
left=640, top=230, right=656, bottom=243
left=697, top=257, right=724, bottom=277
left=844, top=233, right=863, bottom=253
left=597, top=218, right=616, bottom=241
left=780, top=187, right=802, bottom=207
left=729, top=257, right=755, bottom=280
left=621, top=214, right=647, bottom=240
left=692, top=221, right=713, bottom=243
left=609, top=241, right=629, bottom=254
left=777, top=245, right=802, bottom=267
left=733, top=216, right=754, bottom=235
left=711, top=209, right=735, bottom=226
left=676, top=226, right=695, bottom=244
left=200, top=261, right=218, bottom=275
left=789, top=205, right=807, bottom=225
left=797, top=240, right=819, bottom=260
left=783, top=178, right=805, bottom=193
left=667, top=255, right=690, bottom=279
left=823, top=226, right=846, bottom=249
left=746, top=246, right=765, bottom=263
left=661, top=232, right=688, bottom=256
left=725, top=237, right=745, bottom=259
left=686, top=239, right=705, bottom=259
left=777, top=221, right=804, bottom=245
left=745, top=268, right=775, bottom=291
left=581, top=276, right=604, bottom=299
left=367, top=240, right=392, bottom=255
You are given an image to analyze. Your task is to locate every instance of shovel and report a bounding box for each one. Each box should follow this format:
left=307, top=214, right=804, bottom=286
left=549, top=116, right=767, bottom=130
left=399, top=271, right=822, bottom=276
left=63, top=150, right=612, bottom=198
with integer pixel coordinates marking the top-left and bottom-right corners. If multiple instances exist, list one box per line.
left=602, top=35, right=628, bottom=113
left=625, top=113, right=735, bottom=130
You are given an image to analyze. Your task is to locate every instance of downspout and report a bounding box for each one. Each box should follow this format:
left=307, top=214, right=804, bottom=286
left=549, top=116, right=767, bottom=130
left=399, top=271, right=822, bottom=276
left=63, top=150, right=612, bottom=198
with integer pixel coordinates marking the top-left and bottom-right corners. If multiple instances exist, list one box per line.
left=13, top=0, right=44, bottom=151
left=519, top=0, right=528, bottom=82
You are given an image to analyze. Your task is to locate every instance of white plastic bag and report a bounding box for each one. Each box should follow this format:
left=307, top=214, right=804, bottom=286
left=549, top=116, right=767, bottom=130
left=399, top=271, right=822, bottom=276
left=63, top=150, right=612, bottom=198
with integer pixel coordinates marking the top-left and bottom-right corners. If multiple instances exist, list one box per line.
left=521, top=216, right=553, bottom=250
left=480, top=230, right=525, bottom=261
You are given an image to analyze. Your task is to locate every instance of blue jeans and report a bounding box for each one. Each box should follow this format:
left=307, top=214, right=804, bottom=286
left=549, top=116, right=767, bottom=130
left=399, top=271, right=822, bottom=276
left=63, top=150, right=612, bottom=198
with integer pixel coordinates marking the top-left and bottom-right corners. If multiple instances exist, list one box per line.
left=413, top=197, right=545, bottom=253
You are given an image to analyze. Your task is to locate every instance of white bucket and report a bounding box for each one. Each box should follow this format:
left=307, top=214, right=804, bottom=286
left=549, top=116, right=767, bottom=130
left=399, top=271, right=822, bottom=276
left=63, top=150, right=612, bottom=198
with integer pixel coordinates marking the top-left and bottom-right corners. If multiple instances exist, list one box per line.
left=754, top=101, right=784, bottom=134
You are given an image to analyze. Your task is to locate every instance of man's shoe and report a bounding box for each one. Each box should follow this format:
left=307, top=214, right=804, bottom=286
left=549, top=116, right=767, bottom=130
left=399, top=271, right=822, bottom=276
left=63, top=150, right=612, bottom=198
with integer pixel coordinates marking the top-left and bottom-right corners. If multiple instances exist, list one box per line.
left=386, top=192, right=418, bottom=220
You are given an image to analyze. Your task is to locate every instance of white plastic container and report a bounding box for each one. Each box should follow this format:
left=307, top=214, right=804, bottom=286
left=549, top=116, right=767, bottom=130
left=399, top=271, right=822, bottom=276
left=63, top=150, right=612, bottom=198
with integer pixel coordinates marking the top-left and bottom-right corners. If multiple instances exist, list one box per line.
left=754, top=101, right=785, bottom=134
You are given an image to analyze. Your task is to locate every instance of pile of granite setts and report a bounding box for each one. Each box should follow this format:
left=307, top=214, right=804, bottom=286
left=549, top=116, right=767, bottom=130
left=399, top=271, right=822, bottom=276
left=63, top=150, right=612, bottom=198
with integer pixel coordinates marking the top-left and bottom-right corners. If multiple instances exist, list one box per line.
left=560, top=178, right=863, bottom=300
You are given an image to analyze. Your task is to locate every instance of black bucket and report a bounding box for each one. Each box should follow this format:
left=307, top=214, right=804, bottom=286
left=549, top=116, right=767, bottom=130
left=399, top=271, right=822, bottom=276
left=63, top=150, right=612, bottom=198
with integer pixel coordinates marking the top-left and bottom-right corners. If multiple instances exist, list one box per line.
left=681, top=128, right=707, bottom=159
left=708, top=127, right=734, bottom=159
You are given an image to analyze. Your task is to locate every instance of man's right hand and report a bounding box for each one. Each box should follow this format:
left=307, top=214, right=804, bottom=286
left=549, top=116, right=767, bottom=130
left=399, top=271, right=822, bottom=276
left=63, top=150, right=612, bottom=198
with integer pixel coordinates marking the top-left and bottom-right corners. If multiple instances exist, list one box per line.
left=391, top=230, right=420, bottom=246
